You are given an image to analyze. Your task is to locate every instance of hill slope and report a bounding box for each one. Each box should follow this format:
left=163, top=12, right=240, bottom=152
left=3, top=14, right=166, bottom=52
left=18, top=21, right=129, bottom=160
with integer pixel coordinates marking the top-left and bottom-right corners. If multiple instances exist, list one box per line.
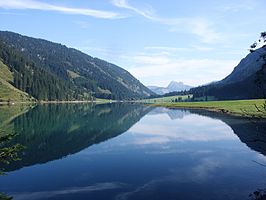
left=191, top=45, right=266, bottom=100
left=0, top=60, right=33, bottom=102
left=0, top=31, right=153, bottom=101
left=220, top=46, right=266, bottom=85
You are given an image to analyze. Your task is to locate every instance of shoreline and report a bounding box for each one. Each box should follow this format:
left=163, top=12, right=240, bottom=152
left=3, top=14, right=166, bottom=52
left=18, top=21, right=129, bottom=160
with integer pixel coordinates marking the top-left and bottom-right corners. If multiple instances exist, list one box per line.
left=144, top=99, right=266, bottom=119
left=0, top=101, right=36, bottom=105
left=148, top=104, right=236, bottom=116
left=37, top=100, right=112, bottom=104
left=1, top=99, right=265, bottom=118
left=0, top=100, right=115, bottom=105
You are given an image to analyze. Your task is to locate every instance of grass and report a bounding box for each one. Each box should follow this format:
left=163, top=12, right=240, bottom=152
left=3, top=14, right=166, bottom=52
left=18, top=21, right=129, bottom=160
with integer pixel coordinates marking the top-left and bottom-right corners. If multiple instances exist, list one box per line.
left=0, top=61, right=13, bottom=82
left=0, top=61, right=34, bottom=102
left=139, top=95, right=192, bottom=103
left=95, top=98, right=113, bottom=104
left=148, top=99, right=266, bottom=118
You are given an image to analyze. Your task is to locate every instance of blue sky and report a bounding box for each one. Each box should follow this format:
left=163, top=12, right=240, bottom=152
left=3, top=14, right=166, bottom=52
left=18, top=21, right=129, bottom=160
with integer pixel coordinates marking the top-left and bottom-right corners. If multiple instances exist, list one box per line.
left=0, top=0, right=265, bottom=86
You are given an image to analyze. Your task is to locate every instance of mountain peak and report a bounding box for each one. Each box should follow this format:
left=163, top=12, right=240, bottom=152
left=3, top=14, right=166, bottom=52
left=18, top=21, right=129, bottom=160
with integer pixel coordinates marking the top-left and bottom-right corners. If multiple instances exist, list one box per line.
left=167, top=81, right=184, bottom=89
left=148, top=81, right=192, bottom=95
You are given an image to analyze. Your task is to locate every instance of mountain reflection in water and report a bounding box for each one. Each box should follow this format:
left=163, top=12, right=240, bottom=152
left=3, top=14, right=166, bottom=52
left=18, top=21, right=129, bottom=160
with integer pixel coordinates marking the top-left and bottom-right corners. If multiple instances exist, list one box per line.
left=0, top=104, right=265, bottom=200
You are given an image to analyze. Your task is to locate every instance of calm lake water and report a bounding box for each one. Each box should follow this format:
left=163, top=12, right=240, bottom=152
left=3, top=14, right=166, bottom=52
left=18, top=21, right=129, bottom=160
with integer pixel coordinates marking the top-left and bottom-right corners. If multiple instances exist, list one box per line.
left=0, top=103, right=266, bottom=200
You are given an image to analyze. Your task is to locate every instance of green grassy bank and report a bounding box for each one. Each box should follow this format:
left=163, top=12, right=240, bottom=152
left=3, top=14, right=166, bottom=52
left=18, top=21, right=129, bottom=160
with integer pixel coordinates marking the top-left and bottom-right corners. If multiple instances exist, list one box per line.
left=138, top=95, right=192, bottom=103
left=148, top=99, right=266, bottom=118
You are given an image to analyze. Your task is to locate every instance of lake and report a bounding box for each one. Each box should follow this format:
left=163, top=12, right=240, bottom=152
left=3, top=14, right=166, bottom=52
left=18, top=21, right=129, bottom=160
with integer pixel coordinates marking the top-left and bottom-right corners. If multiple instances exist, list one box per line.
left=0, top=103, right=266, bottom=200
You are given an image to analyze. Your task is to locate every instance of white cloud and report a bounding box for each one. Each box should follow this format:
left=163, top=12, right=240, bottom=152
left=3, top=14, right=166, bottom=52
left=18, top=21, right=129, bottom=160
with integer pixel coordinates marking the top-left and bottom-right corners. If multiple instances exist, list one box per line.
left=190, top=45, right=214, bottom=52
left=192, top=158, right=221, bottom=181
left=144, top=45, right=214, bottom=53
left=0, top=11, right=28, bottom=15
left=125, top=53, right=238, bottom=86
left=111, top=0, right=154, bottom=20
left=188, top=19, right=222, bottom=44
left=128, top=113, right=238, bottom=144
left=73, top=21, right=90, bottom=29
left=77, top=43, right=240, bottom=86
left=144, top=46, right=191, bottom=52
left=0, top=0, right=124, bottom=19
left=111, top=0, right=222, bottom=44
left=12, top=182, right=126, bottom=200
left=218, top=0, right=258, bottom=12
left=164, top=18, right=223, bottom=44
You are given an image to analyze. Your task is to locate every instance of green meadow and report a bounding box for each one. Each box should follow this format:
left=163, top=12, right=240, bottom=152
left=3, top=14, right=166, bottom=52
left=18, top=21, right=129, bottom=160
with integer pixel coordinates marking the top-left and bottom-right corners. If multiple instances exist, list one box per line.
left=139, top=95, right=192, bottom=103
left=0, top=61, right=33, bottom=103
left=147, top=99, right=266, bottom=118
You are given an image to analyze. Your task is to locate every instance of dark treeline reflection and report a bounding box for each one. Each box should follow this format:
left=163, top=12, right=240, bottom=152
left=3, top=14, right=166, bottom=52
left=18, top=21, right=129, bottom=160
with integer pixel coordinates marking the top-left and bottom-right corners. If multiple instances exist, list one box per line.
left=1, top=103, right=152, bottom=171
left=187, top=109, right=266, bottom=156
left=1, top=104, right=266, bottom=174
left=186, top=109, right=266, bottom=200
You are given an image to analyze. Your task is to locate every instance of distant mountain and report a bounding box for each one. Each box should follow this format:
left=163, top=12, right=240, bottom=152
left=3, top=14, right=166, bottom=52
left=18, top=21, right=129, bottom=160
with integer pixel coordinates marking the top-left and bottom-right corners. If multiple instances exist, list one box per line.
left=147, top=86, right=169, bottom=95
left=168, top=81, right=193, bottom=91
left=148, top=81, right=192, bottom=95
left=191, top=45, right=266, bottom=100
left=0, top=31, right=154, bottom=101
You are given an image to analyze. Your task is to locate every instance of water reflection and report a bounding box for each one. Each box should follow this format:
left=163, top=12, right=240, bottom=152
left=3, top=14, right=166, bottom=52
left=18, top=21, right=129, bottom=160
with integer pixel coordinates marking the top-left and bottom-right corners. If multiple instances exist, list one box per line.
left=148, top=107, right=191, bottom=120
left=0, top=103, right=152, bottom=171
left=0, top=104, right=265, bottom=200
left=128, top=110, right=237, bottom=145
left=188, top=109, right=266, bottom=156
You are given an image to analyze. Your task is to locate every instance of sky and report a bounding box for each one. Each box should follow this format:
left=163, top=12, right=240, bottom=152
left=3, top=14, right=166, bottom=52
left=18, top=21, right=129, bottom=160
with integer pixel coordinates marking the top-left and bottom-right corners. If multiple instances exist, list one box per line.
left=0, top=0, right=265, bottom=87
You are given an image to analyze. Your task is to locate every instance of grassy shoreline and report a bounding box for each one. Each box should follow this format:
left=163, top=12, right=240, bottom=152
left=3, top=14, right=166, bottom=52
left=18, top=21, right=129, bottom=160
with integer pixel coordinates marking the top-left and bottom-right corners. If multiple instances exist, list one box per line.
left=1, top=98, right=265, bottom=118
left=0, top=99, right=114, bottom=105
left=147, top=99, right=266, bottom=118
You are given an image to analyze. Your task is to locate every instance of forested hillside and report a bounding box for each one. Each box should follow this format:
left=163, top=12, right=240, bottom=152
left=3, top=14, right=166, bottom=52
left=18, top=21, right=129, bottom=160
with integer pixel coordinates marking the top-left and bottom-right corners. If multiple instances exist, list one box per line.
left=0, top=31, right=153, bottom=101
left=0, top=40, right=70, bottom=101
left=0, top=60, right=33, bottom=102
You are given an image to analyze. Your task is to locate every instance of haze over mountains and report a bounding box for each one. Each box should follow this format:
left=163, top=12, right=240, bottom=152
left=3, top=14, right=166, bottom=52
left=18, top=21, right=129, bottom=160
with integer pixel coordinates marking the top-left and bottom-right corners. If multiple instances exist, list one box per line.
left=148, top=81, right=193, bottom=95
